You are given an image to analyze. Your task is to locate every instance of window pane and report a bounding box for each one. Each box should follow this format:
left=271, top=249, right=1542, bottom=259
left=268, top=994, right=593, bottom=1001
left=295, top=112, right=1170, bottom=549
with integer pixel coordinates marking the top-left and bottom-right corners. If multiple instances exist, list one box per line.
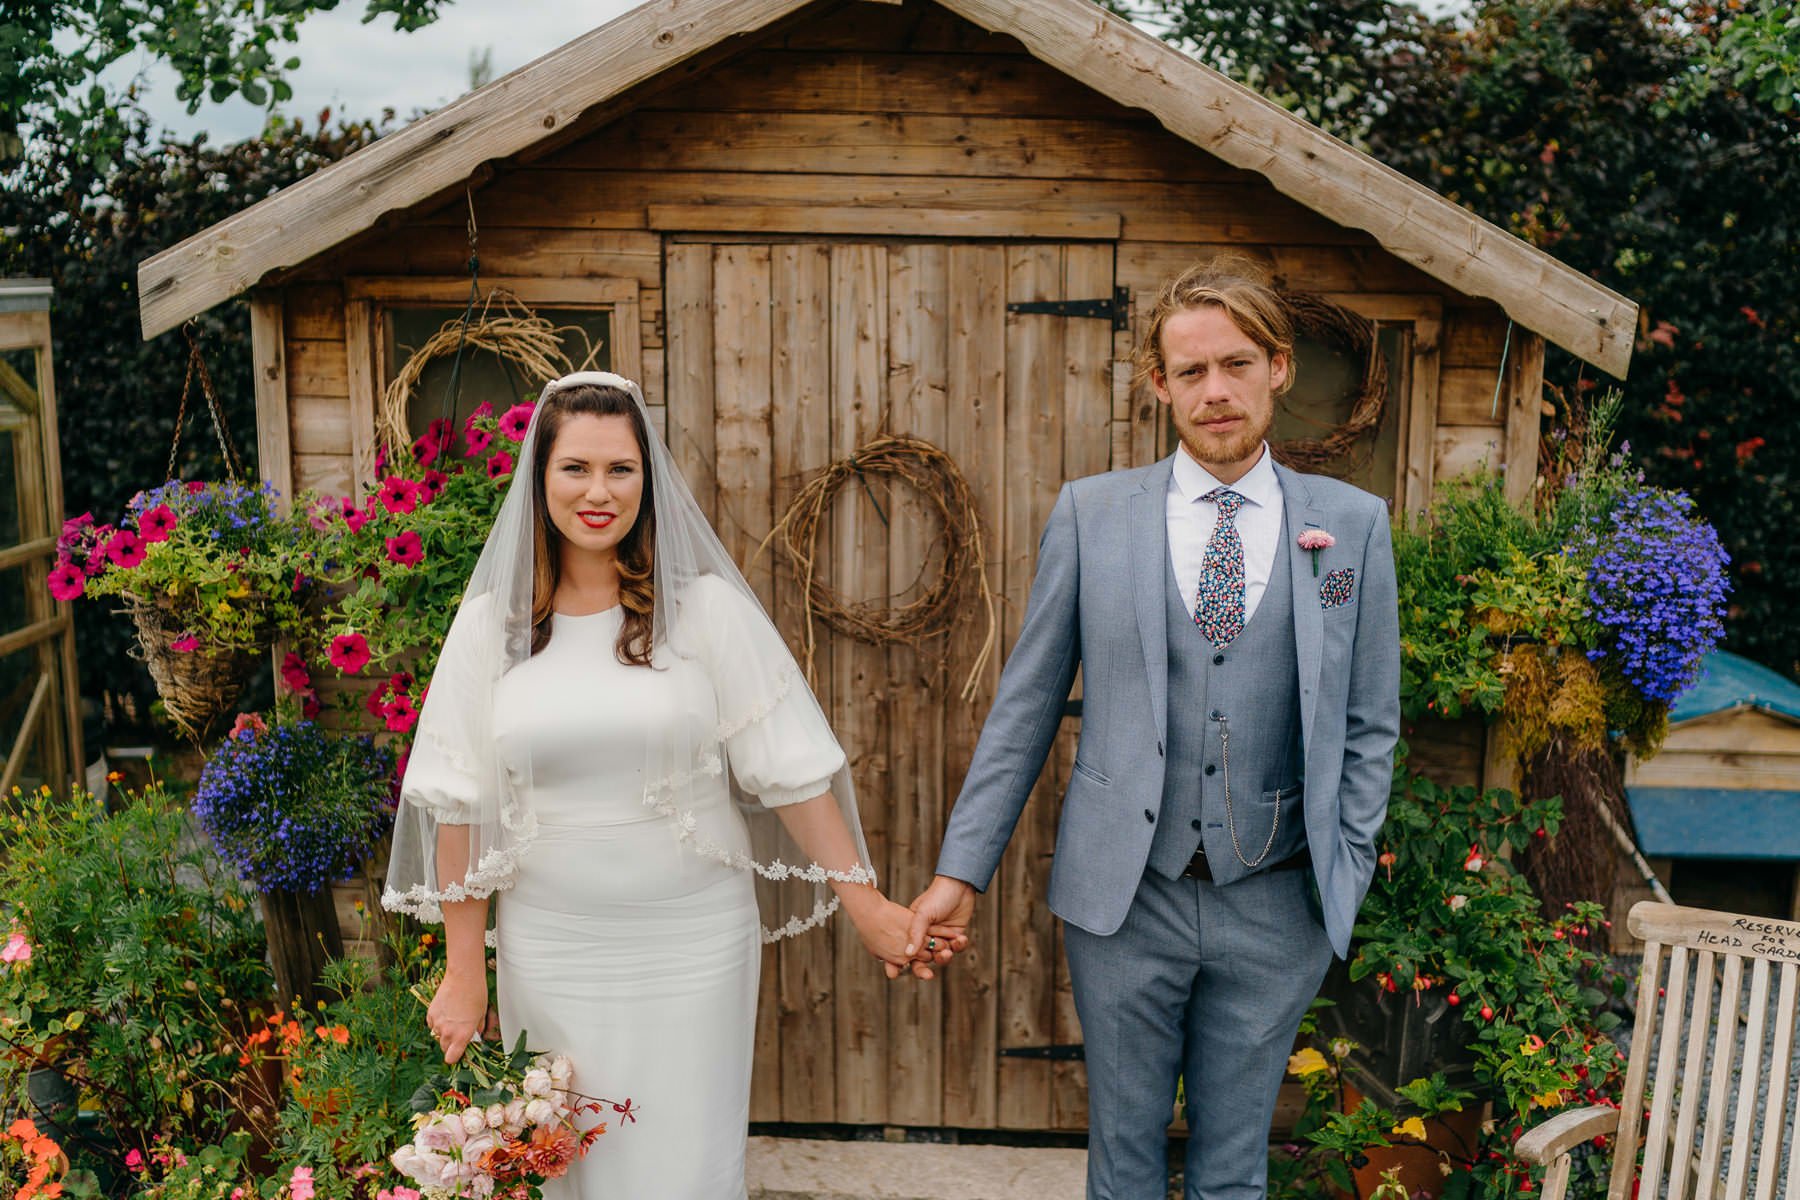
left=1271, top=325, right=1405, bottom=503
left=0, top=644, right=55, bottom=792
left=384, top=306, right=613, bottom=442
left=0, top=425, right=20, bottom=547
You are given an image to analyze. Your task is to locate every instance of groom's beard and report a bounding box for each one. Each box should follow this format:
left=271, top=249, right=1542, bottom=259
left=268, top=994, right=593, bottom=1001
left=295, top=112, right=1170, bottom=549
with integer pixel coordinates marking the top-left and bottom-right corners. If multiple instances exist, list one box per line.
left=1177, top=405, right=1274, bottom=469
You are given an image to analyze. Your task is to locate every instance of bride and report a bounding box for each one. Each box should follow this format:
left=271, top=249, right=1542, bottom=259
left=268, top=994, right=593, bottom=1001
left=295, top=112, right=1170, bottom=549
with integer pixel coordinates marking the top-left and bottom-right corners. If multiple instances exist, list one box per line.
left=383, top=372, right=964, bottom=1198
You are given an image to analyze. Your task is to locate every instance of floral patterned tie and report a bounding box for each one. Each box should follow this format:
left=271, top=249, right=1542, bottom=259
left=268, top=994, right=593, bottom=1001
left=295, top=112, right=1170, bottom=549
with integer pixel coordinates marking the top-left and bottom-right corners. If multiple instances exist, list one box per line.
left=1195, top=487, right=1247, bottom=646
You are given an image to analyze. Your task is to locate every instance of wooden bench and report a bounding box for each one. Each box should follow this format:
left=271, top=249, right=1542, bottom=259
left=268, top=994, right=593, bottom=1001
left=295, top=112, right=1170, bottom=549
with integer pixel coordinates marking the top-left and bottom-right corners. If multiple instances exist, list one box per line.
left=1517, top=901, right=1800, bottom=1198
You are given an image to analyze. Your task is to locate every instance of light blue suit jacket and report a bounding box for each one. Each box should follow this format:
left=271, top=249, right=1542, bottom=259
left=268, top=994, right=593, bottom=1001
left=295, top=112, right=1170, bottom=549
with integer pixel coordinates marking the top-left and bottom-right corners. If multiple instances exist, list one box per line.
left=935, top=454, right=1401, bottom=957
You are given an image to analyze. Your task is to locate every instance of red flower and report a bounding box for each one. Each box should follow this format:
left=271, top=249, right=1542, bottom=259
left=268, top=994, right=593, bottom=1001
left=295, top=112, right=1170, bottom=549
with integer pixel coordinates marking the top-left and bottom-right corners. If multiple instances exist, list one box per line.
left=229, top=712, right=267, bottom=740
left=301, top=693, right=322, bottom=719
left=105, top=530, right=146, bottom=568
left=138, top=504, right=178, bottom=542
left=385, top=530, right=424, bottom=568
left=47, top=562, right=85, bottom=601
left=487, top=451, right=514, bottom=480
left=170, top=634, right=201, bottom=653
left=329, top=632, right=371, bottom=675
left=463, top=401, right=493, bottom=432
left=365, top=684, right=390, bottom=721
left=498, top=402, right=534, bottom=442
left=377, top=477, right=422, bottom=515
left=412, top=431, right=442, bottom=467
left=280, top=652, right=312, bottom=694
left=420, top=469, right=449, bottom=501
left=465, top=424, right=494, bottom=457
left=185, top=481, right=206, bottom=494
left=384, top=693, right=419, bottom=734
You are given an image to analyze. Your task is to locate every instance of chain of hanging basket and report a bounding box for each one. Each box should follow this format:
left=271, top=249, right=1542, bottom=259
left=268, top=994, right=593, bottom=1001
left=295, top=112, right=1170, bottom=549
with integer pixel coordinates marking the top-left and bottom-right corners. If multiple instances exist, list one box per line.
left=1269, top=290, right=1391, bottom=473
left=761, top=434, right=997, bottom=701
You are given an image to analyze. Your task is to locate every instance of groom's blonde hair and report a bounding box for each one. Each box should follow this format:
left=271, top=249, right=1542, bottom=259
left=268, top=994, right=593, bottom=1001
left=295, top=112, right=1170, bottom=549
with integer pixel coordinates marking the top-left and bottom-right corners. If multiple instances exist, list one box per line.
left=1133, top=254, right=1297, bottom=397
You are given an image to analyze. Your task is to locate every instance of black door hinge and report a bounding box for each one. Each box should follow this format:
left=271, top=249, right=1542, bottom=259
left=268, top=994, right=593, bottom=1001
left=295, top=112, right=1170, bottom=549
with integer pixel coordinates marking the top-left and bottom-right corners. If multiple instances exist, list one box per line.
left=1007, top=287, right=1130, bottom=332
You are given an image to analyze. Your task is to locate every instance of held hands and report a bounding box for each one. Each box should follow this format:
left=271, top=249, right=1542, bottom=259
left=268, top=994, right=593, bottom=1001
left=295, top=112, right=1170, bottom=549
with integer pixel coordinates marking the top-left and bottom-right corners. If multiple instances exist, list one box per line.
left=899, top=875, right=978, bottom=981
left=426, top=966, right=498, bottom=1064
left=842, top=887, right=969, bottom=982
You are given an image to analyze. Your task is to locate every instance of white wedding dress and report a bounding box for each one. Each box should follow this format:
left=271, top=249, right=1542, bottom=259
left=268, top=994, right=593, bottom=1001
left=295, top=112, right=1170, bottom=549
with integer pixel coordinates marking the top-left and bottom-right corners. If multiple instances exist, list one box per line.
left=412, top=584, right=845, bottom=1198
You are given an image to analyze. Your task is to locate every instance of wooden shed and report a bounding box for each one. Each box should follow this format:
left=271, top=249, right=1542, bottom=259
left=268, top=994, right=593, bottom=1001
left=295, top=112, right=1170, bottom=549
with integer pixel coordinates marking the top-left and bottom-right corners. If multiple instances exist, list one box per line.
left=137, top=0, right=1636, bottom=1133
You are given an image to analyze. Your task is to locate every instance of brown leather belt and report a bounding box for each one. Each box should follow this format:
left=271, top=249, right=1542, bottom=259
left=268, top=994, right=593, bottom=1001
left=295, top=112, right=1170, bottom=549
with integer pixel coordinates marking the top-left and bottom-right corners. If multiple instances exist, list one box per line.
left=1181, top=845, right=1311, bottom=882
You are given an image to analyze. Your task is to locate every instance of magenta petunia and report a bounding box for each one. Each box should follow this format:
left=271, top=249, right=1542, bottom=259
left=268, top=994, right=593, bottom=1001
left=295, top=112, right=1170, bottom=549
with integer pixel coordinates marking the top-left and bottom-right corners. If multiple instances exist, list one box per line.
left=47, top=561, right=85, bottom=601
left=343, top=505, right=371, bottom=534
left=383, top=692, right=419, bottom=734
left=385, top=530, right=424, bottom=568
left=377, top=476, right=422, bottom=515
left=138, top=504, right=179, bottom=542
left=170, top=634, right=201, bottom=653
left=419, top=468, right=448, bottom=501
left=498, top=402, right=535, bottom=442
left=329, top=632, right=372, bottom=675
left=184, top=481, right=206, bottom=494
left=411, top=431, right=442, bottom=467
left=280, top=651, right=312, bottom=693
left=105, top=530, right=147, bottom=568
left=465, top=424, right=494, bottom=458
left=487, top=451, right=514, bottom=480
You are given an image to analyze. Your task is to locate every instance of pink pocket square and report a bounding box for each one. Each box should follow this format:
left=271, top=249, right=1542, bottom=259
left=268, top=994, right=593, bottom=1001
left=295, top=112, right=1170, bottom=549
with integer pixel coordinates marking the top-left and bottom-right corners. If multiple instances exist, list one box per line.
left=1320, top=567, right=1356, bottom=609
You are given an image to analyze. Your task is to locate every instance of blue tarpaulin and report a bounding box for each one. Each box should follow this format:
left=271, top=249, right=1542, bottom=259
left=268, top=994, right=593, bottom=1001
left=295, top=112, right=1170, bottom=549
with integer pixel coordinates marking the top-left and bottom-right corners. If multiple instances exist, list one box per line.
left=1626, top=787, right=1800, bottom=860
left=1670, top=651, right=1800, bottom=725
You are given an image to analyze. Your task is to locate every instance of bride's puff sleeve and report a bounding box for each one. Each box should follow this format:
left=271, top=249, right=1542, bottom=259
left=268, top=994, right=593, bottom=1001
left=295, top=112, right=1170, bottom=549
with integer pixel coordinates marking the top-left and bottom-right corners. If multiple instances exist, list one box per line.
left=684, top=574, right=847, bottom=808
left=397, top=595, right=501, bottom=824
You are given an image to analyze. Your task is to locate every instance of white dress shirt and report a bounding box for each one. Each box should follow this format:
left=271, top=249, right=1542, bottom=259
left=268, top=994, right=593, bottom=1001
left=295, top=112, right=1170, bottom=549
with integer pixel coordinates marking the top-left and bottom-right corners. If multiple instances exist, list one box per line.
left=1167, top=443, right=1286, bottom=623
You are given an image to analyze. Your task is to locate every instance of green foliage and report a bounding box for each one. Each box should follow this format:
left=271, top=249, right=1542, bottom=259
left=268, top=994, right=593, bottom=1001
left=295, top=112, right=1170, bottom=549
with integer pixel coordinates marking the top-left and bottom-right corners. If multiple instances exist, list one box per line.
left=0, top=782, right=272, bottom=1170
left=0, top=1, right=447, bottom=166
left=0, top=107, right=387, bottom=733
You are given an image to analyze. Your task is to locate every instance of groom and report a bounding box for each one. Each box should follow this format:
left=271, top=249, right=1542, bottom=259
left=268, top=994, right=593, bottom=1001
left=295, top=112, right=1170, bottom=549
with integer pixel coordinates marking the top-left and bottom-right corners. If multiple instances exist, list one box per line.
left=908, top=257, right=1400, bottom=1198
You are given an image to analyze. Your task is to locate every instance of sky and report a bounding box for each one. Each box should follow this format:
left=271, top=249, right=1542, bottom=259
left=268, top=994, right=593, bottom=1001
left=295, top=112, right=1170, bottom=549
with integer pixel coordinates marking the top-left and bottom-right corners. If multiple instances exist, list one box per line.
left=118, top=0, right=645, bottom=144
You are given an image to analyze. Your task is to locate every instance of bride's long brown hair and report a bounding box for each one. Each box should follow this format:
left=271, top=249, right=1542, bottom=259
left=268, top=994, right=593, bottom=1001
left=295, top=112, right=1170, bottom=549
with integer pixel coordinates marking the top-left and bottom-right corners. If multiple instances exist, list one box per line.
left=527, top=383, right=657, bottom=665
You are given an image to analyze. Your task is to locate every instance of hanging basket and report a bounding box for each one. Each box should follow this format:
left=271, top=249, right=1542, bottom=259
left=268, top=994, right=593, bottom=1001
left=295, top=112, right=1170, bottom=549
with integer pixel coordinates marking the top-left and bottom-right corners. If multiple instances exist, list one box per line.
left=123, top=593, right=266, bottom=742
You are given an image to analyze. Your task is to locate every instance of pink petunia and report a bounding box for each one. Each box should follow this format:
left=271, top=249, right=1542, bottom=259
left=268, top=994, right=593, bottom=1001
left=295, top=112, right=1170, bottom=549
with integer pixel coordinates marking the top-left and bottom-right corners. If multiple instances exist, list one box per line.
left=106, top=530, right=147, bottom=568
left=411, top=432, right=442, bottom=467
left=465, top=424, right=494, bottom=458
left=47, top=561, right=85, bottom=601
left=344, top=505, right=371, bottom=534
left=170, top=634, right=202, bottom=653
left=330, top=632, right=372, bottom=675
left=377, top=477, right=422, bottom=516
left=487, top=451, right=514, bottom=480
left=280, top=652, right=312, bottom=694
left=498, top=402, right=535, bottom=441
left=1, top=932, right=30, bottom=964
left=290, top=1165, right=315, bottom=1200
left=420, top=468, right=448, bottom=501
left=138, top=504, right=179, bottom=542
left=384, top=693, right=419, bottom=735
left=385, top=530, right=424, bottom=568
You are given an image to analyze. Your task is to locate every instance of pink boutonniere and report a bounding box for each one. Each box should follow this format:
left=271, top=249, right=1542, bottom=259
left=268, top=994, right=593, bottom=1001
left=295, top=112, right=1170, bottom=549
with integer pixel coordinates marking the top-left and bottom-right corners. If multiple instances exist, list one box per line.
left=1297, top=529, right=1335, bottom=576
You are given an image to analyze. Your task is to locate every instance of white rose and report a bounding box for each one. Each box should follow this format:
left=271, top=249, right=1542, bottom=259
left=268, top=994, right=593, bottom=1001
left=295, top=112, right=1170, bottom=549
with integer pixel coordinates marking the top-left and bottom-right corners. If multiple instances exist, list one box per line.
left=503, top=1098, right=527, bottom=1126
left=461, top=1132, right=498, bottom=1165
left=548, top=1056, right=573, bottom=1089
left=485, top=1103, right=507, bottom=1129
left=459, top=1108, right=486, bottom=1135
left=523, top=1098, right=558, bottom=1127
left=521, top=1068, right=553, bottom=1097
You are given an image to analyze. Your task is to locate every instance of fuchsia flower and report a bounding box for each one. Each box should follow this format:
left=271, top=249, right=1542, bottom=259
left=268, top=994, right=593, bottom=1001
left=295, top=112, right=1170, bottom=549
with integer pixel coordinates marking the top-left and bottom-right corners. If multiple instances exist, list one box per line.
left=138, top=504, right=178, bottom=542
left=377, top=477, right=423, bottom=516
left=170, top=634, right=202, bottom=653
left=465, top=424, right=494, bottom=457
left=47, top=561, right=85, bottom=601
left=330, top=633, right=372, bottom=675
left=1464, top=846, right=1486, bottom=873
left=487, top=451, right=514, bottom=481
left=385, top=530, right=425, bottom=568
left=499, top=402, right=535, bottom=441
left=105, top=529, right=146, bottom=568
left=1, top=932, right=30, bottom=964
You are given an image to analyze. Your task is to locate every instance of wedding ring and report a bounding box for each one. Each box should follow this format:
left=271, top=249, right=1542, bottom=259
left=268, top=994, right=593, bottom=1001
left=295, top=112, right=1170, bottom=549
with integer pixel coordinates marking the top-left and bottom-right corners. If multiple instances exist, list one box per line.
left=926, top=937, right=938, bottom=952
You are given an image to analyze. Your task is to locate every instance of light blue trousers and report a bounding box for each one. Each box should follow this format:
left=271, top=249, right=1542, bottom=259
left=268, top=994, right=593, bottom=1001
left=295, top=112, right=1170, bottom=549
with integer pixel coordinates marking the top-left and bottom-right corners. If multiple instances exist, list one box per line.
left=1064, top=863, right=1335, bottom=1200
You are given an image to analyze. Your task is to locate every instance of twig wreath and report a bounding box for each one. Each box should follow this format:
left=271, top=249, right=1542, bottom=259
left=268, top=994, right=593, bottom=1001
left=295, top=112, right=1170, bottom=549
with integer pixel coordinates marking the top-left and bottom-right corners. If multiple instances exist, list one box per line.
left=374, top=289, right=601, bottom=469
left=761, top=434, right=997, bottom=701
left=1270, top=290, right=1390, bottom=473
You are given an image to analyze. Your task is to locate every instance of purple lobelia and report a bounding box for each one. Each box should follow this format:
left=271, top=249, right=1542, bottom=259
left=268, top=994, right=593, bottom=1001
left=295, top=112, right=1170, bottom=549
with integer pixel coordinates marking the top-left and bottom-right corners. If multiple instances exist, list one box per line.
left=1583, top=484, right=1731, bottom=705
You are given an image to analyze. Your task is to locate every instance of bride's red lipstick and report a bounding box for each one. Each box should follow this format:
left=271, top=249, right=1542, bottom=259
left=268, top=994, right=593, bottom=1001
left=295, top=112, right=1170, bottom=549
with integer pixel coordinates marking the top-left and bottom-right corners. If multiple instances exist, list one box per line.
left=578, top=511, right=616, bottom=528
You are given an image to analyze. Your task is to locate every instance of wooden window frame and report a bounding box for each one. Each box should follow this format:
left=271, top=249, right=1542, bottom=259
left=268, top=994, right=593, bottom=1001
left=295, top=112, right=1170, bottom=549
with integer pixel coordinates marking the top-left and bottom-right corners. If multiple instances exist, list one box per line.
left=1318, top=292, right=1442, bottom=515
left=342, top=276, right=643, bottom=493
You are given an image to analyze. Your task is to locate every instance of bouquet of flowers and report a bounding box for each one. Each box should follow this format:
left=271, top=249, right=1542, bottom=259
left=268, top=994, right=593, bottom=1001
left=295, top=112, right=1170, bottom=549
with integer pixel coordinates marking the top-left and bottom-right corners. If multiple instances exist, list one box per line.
left=391, top=1025, right=628, bottom=1200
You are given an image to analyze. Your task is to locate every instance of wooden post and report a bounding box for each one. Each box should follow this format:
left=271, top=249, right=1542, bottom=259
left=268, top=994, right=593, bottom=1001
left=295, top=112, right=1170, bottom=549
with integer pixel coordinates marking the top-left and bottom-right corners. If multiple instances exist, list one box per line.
left=260, top=888, right=346, bottom=1010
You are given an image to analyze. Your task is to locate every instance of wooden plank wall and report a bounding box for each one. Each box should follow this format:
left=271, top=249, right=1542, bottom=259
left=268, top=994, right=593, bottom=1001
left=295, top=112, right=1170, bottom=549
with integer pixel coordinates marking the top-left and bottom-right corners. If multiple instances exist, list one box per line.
left=262, top=0, right=1538, bottom=1131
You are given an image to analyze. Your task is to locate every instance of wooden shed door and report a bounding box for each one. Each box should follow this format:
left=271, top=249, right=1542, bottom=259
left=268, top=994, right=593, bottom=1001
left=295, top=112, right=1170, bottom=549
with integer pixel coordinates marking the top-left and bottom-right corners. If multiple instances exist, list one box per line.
left=665, top=239, right=1125, bottom=1131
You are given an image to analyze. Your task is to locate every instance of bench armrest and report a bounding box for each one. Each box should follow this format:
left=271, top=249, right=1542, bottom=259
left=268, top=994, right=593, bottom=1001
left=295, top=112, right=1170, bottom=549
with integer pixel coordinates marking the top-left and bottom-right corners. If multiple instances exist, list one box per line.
left=1516, top=1105, right=1621, bottom=1165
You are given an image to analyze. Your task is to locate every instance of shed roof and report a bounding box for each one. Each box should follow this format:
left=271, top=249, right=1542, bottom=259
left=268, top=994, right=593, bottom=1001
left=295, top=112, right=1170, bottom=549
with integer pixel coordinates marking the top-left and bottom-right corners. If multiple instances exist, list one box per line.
left=1627, top=788, right=1800, bottom=860
left=1671, top=651, right=1800, bottom=726
left=136, top=0, right=1637, bottom=375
